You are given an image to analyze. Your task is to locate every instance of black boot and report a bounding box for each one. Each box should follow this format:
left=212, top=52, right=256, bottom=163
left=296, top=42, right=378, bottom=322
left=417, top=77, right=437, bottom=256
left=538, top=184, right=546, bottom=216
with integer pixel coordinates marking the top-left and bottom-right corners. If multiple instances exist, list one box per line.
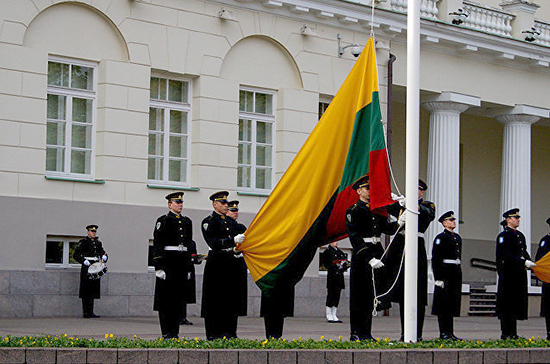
left=438, top=315, right=451, bottom=339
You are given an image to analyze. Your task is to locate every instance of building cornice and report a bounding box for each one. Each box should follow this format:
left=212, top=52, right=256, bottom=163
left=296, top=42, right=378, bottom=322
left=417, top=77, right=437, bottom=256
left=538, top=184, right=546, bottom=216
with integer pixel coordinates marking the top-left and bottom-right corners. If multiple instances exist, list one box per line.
left=203, top=0, right=550, bottom=69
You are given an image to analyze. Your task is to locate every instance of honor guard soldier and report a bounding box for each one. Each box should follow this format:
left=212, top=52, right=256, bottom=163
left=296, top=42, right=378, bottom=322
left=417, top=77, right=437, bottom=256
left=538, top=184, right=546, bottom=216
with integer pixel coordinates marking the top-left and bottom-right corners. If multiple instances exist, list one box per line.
left=346, top=175, right=399, bottom=341
left=386, top=179, right=435, bottom=341
left=201, top=192, right=246, bottom=340
left=321, top=241, right=349, bottom=323
left=496, top=208, right=536, bottom=340
left=535, top=218, right=550, bottom=339
left=226, top=200, right=248, bottom=321
left=152, top=192, right=196, bottom=339
left=73, top=225, right=108, bottom=318
left=432, top=211, right=462, bottom=340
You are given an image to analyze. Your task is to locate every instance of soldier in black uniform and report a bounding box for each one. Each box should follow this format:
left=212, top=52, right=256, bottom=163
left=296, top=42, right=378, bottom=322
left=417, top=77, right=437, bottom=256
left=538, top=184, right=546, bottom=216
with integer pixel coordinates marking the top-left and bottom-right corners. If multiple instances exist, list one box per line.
left=201, top=192, right=246, bottom=340
left=226, top=200, right=249, bottom=319
left=321, top=241, right=349, bottom=323
left=536, top=218, right=550, bottom=340
left=73, top=224, right=107, bottom=318
left=346, top=175, right=399, bottom=341
left=431, top=211, right=462, bottom=340
left=180, top=239, right=203, bottom=326
left=152, top=192, right=196, bottom=339
left=496, top=208, right=536, bottom=339
left=386, top=179, right=435, bottom=341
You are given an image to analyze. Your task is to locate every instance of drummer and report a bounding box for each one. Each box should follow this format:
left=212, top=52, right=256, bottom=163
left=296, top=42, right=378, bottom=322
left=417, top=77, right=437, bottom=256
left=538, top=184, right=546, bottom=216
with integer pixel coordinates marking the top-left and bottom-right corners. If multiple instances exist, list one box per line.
left=73, top=224, right=108, bottom=318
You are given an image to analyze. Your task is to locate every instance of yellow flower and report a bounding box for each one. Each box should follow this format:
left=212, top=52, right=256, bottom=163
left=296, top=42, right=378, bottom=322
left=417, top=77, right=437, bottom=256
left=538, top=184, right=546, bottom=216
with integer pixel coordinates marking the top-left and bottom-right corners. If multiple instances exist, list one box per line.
left=223, top=336, right=226, bottom=340
left=320, top=336, right=324, bottom=340
left=104, top=334, right=108, bottom=339
left=63, top=334, right=67, bottom=337
left=109, top=334, right=113, bottom=338
left=283, top=338, right=286, bottom=342
left=194, top=337, right=199, bottom=342
left=133, top=335, right=137, bottom=339
left=298, top=337, right=302, bottom=341
left=338, top=336, right=342, bottom=341
left=261, top=339, right=268, bottom=346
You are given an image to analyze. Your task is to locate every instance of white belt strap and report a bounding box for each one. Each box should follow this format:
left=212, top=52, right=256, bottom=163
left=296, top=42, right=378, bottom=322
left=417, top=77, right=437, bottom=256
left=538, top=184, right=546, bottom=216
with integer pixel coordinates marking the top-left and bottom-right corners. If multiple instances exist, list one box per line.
left=442, top=259, right=461, bottom=265
left=363, top=237, right=381, bottom=244
left=418, top=232, right=425, bottom=238
left=164, top=245, right=188, bottom=252
left=84, top=257, right=98, bottom=261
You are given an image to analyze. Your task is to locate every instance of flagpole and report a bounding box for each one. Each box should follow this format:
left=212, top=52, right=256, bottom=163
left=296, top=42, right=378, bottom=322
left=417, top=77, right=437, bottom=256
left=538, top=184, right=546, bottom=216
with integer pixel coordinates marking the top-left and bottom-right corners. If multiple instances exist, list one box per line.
left=404, top=0, right=420, bottom=343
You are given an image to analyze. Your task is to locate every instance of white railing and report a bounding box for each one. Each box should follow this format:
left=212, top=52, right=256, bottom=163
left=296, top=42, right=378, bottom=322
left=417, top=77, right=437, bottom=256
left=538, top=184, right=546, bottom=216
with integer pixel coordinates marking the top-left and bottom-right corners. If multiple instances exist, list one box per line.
left=534, top=19, right=550, bottom=47
left=390, top=0, right=440, bottom=20
left=462, top=1, right=514, bottom=37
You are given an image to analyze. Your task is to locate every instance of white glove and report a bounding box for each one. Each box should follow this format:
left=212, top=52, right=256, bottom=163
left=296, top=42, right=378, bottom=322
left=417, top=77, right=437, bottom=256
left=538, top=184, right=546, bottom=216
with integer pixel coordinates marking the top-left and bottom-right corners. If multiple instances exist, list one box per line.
left=398, top=213, right=406, bottom=227
left=391, top=193, right=406, bottom=207
left=83, top=260, right=91, bottom=267
left=102, top=254, right=108, bottom=262
left=234, top=234, right=245, bottom=244
left=456, top=259, right=461, bottom=265
left=369, top=258, right=384, bottom=269
left=434, top=280, right=445, bottom=288
left=525, top=260, right=536, bottom=269
left=155, top=270, right=166, bottom=280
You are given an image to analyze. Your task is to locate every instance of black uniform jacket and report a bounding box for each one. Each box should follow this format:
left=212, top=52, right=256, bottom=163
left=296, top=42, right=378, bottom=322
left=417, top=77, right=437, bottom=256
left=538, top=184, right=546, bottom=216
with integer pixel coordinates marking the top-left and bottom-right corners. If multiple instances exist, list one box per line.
left=431, top=229, right=462, bottom=316
left=346, top=199, right=398, bottom=313
left=321, top=245, right=348, bottom=290
left=496, top=226, right=531, bottom=320
left=73, top=237, right=106, bottom=299
left=201, top=211, right=248, bottom=318
left=152, top=211, right=196, bottom=311
left=387, top=199, right=435, bottom=305
left=535, top=234, right=550, bottom=315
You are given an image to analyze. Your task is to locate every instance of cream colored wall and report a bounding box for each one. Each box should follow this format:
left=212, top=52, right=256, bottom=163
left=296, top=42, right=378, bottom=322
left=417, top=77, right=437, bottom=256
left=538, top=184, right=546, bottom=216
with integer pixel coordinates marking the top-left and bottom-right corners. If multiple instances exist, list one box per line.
left=391, top=41, right=550, bottom=110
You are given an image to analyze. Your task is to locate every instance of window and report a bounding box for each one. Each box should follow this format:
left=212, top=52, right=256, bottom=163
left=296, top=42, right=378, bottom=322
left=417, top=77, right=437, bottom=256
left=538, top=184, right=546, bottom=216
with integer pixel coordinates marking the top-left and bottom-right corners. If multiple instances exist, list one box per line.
left=238, top=88, right=275, bottom=192
left=46, top=59, right=96, bottom=178
left=148, top=76, right=191, bottom=186
left=45, top=236, right=81, bottom=268
left=319, top=101, right=331, bottom=119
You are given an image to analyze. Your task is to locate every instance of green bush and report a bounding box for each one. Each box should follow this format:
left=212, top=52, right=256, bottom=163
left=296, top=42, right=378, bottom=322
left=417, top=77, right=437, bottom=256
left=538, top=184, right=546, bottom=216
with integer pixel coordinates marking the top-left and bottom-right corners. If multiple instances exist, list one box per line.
left=2, top=334, right=550, bottom=349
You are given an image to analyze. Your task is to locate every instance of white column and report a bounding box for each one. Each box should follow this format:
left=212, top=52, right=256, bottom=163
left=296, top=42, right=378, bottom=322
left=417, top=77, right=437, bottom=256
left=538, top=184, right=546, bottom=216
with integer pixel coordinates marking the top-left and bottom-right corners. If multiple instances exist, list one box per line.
left=423, top=93, right=480, bottom=250
left=496, top=105, right=547, bottom=256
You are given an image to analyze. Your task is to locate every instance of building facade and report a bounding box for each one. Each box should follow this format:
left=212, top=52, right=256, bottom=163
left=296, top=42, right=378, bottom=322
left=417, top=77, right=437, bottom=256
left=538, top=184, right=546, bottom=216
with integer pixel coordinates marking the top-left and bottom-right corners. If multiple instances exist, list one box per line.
left=0, top=0, right=549, bottom=317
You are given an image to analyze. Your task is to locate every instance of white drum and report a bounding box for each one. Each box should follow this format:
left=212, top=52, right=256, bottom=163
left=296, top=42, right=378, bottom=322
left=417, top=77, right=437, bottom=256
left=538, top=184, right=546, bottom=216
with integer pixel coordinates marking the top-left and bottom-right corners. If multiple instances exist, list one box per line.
left=87, top=261, right=108, bottom=280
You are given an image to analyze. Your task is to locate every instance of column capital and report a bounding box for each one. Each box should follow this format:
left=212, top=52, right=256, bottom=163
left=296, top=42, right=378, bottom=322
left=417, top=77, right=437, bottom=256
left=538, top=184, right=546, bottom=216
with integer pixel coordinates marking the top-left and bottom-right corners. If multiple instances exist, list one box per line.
left=495, top=104, right=548, bottom=125
left=422, top=91, right=481, bottom=113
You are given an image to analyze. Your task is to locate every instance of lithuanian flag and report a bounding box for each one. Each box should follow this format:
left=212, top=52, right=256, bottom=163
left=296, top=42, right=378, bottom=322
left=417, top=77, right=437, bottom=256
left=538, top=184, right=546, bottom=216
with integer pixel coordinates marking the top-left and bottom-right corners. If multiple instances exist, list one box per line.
left=238, top=38, right=394, bottom=294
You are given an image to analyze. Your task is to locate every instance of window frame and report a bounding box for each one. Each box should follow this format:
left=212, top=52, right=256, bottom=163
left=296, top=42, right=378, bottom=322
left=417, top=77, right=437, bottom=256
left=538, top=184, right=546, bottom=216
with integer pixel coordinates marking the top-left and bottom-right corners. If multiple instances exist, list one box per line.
left=45, top=235, right=82, bottom=269
left=46, top=57, right=97, bottom=181
left=237, top=87, right=276, bottom=194
left=147, top=75, right=192, bottom=188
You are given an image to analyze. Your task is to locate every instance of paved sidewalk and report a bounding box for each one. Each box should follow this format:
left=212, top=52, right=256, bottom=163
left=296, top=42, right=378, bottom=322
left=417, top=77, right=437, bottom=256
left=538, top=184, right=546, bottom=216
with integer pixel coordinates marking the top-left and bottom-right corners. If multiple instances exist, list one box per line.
left=0, top=315, right=547, bottom=341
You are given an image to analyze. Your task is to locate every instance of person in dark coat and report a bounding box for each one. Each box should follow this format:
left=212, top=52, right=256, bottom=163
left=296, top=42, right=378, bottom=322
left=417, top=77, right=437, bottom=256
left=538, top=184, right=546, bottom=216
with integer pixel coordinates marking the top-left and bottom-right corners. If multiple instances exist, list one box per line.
left=346, top=175, right=399, bottom=341
left=201, top=192, right=246, bottom=340
left=385, top=179, right=435, bottom=341
left=321, top=241, right=349, bottom=323
left=431, top=211, right=462, bottom=340
left=260, top=284, right=295, bottom=339
left=73, top=224, right=107, bottom=318
left=152, top=191, right=196, bottom=338
left=226, top=200, right=249, bottom=318
left=535, top=218, right=550, bottom=339
left=180, top=240, right=204, bottom=326
left=496, top=208, right=536, bottom=340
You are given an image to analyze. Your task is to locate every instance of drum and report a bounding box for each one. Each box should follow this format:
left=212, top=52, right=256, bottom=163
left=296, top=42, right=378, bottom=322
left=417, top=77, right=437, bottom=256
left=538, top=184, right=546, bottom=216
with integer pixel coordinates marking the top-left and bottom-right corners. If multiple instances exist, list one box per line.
left=87, top=261, right=108, bottom=280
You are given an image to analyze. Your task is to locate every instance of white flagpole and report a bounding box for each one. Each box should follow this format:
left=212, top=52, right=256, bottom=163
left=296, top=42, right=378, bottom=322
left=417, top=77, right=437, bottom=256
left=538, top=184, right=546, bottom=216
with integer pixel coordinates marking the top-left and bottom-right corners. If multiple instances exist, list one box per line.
left=404, top=0, right=421, bottom=343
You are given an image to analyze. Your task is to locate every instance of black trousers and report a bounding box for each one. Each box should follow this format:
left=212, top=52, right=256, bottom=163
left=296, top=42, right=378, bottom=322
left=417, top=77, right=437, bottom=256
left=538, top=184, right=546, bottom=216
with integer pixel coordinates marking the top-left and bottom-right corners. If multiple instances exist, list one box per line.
left=326, top=286, right=342, bottom=307
left=437, top=314, right=454, bottom=336
left=264, top=314, right=284, bottom=339
left=350, top=309, right=373, bottom=339
left=82, top=298, right=94, bottom=316
left=399, top=303, right=425, bottom=340
left=204, top=314, right=238, bottom=340
left=159, top=310, right=181, bottom=338
left=500, top=316, right=517, bottom=339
